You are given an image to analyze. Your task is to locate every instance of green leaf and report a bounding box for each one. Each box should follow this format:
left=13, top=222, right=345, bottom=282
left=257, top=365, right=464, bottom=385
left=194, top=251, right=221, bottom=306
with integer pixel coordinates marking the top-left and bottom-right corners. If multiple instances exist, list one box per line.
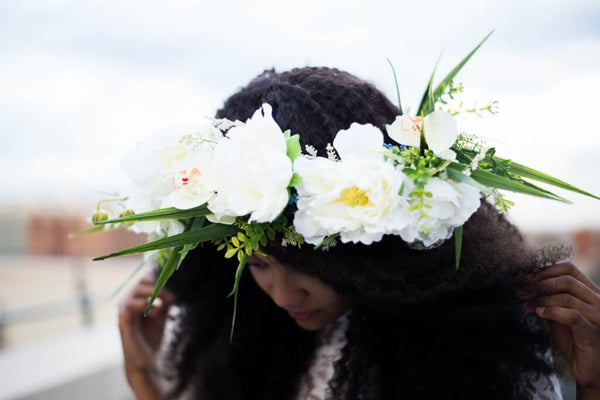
left=289, top=173, right=302, bottom=188
left=145, top=248, right=182, bottom=315
left=286, top=133, right=302, bottom=161
left=314, top=234, right=339, bottom=250
left=446, top=167, right=488, bottom=192
left=93, top=223, right=238, bottom=260
left=110, top=251, right=158, bottom=299
left=469, top=169, right=569, bottom=202
left=176, top=218, right=206, bottom=269
left=416, top=59, right=439, bottom=116
left=417, top=31, right=493, bottom=116
left=454, top=226, right=463, bottom=270
left=224, top=248, right=237, bottom=258
left=228, top=255, right=248, bottom=341
left=386, top=57, right=403, bottom=114
left=94, top=204, right=211, bottom=225
left=68, top=225, right=105, bottom=238
left=500, top=159, right=600, bottom=200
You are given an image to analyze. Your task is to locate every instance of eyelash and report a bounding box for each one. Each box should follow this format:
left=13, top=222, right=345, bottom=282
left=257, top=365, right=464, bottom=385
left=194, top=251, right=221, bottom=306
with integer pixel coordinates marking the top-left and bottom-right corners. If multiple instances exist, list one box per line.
left=248, top=261, right=268, bottom=270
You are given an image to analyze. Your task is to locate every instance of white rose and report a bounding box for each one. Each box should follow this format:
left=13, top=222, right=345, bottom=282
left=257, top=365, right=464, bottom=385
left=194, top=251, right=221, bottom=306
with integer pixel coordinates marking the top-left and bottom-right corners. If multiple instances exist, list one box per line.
left=399, top=177, right=481, bottom=247
left=206, top=104, right=292, bottom=223
left=293, top=124, right=410, bottom=245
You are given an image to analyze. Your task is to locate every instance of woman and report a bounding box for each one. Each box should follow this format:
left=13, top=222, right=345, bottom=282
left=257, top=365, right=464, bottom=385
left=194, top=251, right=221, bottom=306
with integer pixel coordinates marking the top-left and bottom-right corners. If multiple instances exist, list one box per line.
left=119, top=67, right=600, bottom=399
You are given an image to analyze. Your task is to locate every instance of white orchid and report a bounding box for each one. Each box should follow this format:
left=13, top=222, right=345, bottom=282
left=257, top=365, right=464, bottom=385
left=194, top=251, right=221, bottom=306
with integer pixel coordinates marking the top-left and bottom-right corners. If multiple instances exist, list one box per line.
left=164, top=146, right=216, bottom=210
left=206, top=104, right=292, bottom=223
left=386, top=111, right=458, bottom=160
left=293, top=123, right=411, bottom=245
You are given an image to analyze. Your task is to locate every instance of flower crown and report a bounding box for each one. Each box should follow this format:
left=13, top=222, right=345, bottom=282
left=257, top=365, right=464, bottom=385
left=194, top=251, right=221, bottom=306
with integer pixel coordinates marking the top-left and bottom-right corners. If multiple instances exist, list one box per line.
left=75, top=34, right=598, bottom=336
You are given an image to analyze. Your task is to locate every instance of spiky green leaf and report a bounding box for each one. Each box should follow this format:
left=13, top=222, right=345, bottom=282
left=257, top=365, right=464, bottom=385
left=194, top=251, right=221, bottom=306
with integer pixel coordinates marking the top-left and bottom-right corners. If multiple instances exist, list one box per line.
left=94, top=205, right=211, bottom=225
left=386, top=57, right=403, bottom=114
left=145, top=248, right=181, bottom=315
left=469, top=169, right=569, bottom=202
left=93, top=223, right=238, bottom=260
left=500, top=159, right=600, bottom=200
left=228, top=255, right=248, bottom=341
left=417, top=31, right=493, bottom=116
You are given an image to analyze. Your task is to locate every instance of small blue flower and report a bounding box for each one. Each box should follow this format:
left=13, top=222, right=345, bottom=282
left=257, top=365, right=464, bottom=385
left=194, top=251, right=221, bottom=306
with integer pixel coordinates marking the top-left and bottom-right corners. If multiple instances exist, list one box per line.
left=400, top=144, right=407, bottom=151
left=288, top=193, right=298, bottom=205
left=383, top=143, right=393, bottom=149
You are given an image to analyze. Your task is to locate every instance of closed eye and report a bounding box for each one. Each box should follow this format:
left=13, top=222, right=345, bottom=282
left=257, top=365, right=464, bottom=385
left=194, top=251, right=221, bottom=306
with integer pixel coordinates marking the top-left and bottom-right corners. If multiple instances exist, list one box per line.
left=248, top=259, right=269, bottom=270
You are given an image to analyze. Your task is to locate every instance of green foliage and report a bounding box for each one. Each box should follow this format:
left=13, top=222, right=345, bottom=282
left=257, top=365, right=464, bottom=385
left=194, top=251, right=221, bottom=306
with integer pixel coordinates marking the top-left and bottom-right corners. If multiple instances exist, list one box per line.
left=93, top=204, right=212, bottom=225
left=280, top=224, right=305, bottom=247
left=285, top=131, right=302, bottom=162
left=454, top=225, right=463, bottom=270
left=289, top=173, right=302, bottom=188
left=417, top=31, right=494, bottom=117
left=228, top=255, right=248, bottom=341
left=386, top=57, right=403, bottom=114
left=93, top=223, right=238, bottom=260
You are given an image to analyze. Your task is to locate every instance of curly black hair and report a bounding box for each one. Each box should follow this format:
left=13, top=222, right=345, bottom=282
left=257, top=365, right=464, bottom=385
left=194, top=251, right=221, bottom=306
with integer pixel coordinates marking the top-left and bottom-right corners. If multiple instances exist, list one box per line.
left=162, top=67, right=555, bottom=399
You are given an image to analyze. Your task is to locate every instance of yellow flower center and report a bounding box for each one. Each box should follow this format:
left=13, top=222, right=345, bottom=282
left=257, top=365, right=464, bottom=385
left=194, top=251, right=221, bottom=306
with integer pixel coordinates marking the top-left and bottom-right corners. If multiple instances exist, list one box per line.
left=337, top=186, right=371, bottom=207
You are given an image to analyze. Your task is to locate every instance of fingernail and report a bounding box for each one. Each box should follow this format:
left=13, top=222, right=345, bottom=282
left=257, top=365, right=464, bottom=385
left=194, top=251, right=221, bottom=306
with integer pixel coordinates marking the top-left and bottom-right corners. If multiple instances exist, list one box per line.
left=536, top=307, right=545, bottom=315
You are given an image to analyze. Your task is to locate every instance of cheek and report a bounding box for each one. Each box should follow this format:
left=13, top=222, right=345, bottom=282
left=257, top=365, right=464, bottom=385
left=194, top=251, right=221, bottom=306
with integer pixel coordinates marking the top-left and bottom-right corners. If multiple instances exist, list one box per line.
left=249, top=267, right=274, bottom=297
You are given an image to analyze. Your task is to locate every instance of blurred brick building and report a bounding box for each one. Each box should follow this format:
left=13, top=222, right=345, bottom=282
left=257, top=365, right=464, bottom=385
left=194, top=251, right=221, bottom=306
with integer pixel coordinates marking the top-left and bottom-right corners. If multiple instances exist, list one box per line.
left=26, top=214, right=143, bottom=257
left=0, top=209, right=143, bottom=257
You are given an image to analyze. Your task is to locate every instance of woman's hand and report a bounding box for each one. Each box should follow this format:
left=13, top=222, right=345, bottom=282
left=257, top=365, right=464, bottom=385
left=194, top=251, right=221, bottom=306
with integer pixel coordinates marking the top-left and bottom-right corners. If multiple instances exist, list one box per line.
left=531, top=262, right=600, bottom=399
left=118, top=274, right=174, bottom=400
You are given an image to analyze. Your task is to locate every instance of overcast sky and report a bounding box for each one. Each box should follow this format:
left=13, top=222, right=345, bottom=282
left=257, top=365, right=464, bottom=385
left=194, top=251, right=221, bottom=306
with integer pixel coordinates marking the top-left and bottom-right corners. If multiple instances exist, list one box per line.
left=1, top=0, right=599, bottom=232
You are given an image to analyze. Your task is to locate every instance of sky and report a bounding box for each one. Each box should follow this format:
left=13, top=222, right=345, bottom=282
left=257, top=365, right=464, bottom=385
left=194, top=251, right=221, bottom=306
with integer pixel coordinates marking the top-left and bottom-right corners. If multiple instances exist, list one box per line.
left=0, top=0, right=599, bottom=232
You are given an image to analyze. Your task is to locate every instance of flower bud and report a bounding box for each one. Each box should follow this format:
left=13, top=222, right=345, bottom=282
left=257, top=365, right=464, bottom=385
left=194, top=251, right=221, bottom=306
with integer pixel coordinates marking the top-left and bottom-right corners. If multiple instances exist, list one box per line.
left=118, top=208, right=136, bottom=227
left=119, top=208, right=135, bottom=218
left=91, top=210, right=109, bottom=224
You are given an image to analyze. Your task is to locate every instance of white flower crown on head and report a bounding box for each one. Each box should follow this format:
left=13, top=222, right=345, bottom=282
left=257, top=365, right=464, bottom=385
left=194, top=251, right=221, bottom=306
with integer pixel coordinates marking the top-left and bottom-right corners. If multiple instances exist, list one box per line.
left=74, top=33, right=598, bottom=337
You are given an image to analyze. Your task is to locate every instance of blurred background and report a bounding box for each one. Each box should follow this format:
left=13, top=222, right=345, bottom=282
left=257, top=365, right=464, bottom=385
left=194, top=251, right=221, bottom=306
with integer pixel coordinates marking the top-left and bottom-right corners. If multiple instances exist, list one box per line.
left=1, top=0, right=598, bottom=398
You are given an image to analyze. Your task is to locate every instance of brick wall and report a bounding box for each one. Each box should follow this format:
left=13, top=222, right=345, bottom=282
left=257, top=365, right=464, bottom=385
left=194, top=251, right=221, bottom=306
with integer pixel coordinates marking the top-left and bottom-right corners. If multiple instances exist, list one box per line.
left=26, top=214, right=144, bottom=257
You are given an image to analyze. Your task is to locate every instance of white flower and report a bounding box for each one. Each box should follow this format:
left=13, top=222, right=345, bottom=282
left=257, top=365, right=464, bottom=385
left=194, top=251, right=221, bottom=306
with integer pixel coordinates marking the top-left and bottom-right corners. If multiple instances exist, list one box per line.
left=385, top=115, right=423, bottom=147
left=164, top=146, right=216, bottom=209
left=206, top=104, right=292, bottom=223
left=121, top=122, right=224, bottom=210
left=422, top=111, right=457, bottom=153
left=293, top=124, right=410, bottom=245
left=398, top=178, right=481, bottom=247
left=332, top=122, right=384, bottom=159
left=386, top=111, right=458, bottom=157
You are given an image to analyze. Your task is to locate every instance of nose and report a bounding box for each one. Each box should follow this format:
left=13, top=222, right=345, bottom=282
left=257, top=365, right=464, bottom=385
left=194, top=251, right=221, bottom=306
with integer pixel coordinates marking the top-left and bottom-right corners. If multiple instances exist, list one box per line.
left=269, top=268, right=308, bottom=309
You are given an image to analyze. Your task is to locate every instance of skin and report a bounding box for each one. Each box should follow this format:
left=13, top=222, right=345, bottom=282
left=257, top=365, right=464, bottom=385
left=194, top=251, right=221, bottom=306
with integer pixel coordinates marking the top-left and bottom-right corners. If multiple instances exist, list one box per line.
left=527, top=262, right=600, bottom=400
left=118, top=275, right=173, bottom=400
left=247, top=253, right=350, bottom=331
left=118, top=261, right=600, bottom=400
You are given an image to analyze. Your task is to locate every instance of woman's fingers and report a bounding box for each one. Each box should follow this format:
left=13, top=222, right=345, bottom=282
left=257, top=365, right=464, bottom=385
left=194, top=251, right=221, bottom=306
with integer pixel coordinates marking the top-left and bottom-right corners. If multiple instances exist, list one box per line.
left=534, top=262, right=600, bottom=294
left=536, top=306, right=597, bottom=336
left=534, top=294, right=600, bottom=325
left=535, top=275, right=600, bottom=305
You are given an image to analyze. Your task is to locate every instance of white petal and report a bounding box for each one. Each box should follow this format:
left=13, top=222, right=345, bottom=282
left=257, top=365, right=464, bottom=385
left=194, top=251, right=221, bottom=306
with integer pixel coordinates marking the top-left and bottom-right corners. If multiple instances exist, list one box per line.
left=435, top=149, right=456, bottom=161
left=333, top=123, right=383, bottom=159
left=386, top=115, right=421, bottom=147
left=168, top=190, right=212, bottom=210
left=423, top=111, right=457, bottom=153
left=206, top=213, right=236, bottom=225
